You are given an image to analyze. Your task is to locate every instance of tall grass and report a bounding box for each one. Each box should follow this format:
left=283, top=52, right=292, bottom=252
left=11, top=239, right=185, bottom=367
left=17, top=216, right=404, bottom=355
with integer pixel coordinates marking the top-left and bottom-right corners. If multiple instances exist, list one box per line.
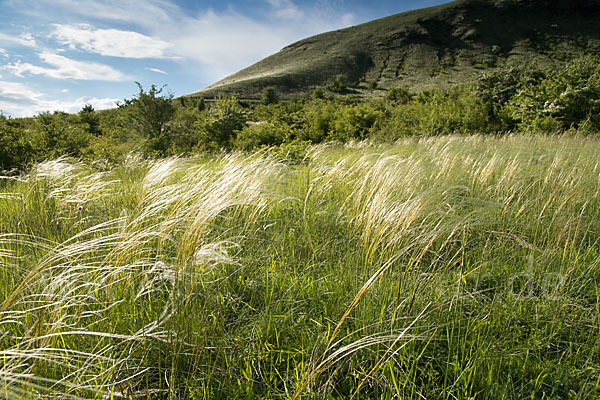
left=1, top=134, right=599, bottom=399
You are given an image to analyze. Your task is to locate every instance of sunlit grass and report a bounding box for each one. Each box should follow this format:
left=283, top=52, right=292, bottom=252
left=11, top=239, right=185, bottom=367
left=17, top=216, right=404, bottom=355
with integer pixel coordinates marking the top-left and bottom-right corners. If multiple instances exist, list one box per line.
left=1, top=134, right=599, bottom=399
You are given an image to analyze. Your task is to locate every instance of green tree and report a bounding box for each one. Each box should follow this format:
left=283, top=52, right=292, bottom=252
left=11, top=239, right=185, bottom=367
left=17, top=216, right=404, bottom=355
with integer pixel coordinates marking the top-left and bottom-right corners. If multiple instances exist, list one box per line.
left=36, top=112, right=92, bottom=158
left=79, top=104, right=102, bottom=136
left=329, top=74, right=348, bottom=94
left=0, top=115, right=40, bottom=170
left=386, top=88, right=413, bottom=104
left=509, top=55, right=600, bottom=130
left=121, top=82, right=175, bottom=141
left=196, top=95, right=246, bottom=149
left=261, top=86, right=279, bottom=105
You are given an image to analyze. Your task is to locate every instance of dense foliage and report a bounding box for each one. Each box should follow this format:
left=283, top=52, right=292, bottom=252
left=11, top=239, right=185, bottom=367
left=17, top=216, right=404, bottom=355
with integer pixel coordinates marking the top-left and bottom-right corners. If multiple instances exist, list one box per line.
left=1, top=54, right=600, bottom=170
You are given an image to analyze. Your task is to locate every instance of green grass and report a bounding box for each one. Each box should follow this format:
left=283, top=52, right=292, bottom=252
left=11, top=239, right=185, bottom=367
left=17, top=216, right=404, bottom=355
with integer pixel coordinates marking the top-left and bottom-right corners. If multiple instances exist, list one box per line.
left=1, top=134, right=600, bottom=399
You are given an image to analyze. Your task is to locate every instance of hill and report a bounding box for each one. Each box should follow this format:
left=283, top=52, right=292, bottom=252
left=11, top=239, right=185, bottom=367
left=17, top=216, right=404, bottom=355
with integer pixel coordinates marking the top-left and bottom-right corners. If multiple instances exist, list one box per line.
left=188, top=0, right=600, bottom=100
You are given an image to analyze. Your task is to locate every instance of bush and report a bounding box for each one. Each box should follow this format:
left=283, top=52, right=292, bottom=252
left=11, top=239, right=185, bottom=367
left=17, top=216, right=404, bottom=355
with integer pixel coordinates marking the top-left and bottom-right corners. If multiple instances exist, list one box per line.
left=234, top=122, right=288, bottom=151
left=329, top=103, right=384, bottom=141
left=301, top=101, right=336, bottom=142
left=386, top=88, right=413, bottom=104
left=328, top=74, right=348, bottom=94
left=159, top=106, right=205, bottom=155
left=261, top=86, right=279, bottom=105
left=0, top=115, right=40, bottom=170
left=195, top=95, right=246, bottom=150
left=119, top=82, right=176, bottom=154
left=263, top=139, right=311, bottom=163
left=79, top=104, right=102, bottom=137
left=508, top=55, right=600, bottom=131
left=36, top=112, right=92, bottom=158
left=313, top=88, right=325, bottom=100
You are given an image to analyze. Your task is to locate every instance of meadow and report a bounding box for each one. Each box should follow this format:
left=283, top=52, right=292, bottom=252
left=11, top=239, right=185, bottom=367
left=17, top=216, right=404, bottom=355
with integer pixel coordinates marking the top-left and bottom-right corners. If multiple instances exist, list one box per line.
left=1, top=134, right=599, bottom=399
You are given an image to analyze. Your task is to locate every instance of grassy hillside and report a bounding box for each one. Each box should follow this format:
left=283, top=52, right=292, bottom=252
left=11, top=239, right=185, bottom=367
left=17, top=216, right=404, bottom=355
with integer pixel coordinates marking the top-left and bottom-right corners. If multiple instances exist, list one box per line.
left=1, top=135, right=600, bottom=398
left=190, top=0, right=600, bottom=100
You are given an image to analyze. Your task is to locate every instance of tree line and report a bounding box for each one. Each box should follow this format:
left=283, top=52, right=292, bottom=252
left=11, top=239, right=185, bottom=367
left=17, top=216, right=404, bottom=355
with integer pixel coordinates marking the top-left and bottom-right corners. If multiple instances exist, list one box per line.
left=1, top=54, right=599, bottom=171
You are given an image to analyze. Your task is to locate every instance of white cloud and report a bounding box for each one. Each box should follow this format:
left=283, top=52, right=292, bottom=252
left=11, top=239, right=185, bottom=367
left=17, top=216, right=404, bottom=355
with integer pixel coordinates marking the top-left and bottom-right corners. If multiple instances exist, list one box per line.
left=168, top=10, right=294, bottom=81
left=267, top=0, right=304, bottom=19
left=0, top=32, right=37, bottom=48
left=5, top=0, right=177, bottom=30
left=0, top=48, right=7, bottom=57
left=3, top=0, right=360, bottom=94
left=163, top=8, right=357, bottom=83
left=51, top=24, right=172, bottom=59
left=0, top=80, right=118, bottom=117
left=3, top=52, right=129, bottom=81
left=146, top=67, right=168, bottom=75
left=5, top=0, right=356, bottom=81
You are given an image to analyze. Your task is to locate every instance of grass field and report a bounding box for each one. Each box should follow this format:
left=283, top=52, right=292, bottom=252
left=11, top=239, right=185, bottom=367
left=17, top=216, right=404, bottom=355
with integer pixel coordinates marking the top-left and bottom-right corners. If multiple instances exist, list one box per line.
left=1, top=134, right=600, bottom=399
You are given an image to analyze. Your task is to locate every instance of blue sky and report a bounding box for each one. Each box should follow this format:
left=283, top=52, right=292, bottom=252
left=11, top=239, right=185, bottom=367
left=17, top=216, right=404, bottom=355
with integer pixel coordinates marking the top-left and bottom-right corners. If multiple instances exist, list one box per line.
left=0, top=0, right=447, bottom=117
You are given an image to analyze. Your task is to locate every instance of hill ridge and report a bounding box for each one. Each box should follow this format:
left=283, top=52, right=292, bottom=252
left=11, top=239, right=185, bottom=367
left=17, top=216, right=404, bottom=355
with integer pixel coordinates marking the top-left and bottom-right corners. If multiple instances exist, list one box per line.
left=189, top=0, right=600, bottom=100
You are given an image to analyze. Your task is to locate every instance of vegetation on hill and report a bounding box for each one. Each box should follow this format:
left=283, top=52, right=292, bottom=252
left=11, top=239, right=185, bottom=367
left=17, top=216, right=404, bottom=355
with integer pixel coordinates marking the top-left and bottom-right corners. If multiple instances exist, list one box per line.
left=191, top=0, right=600, bottom=100
left=2, top=54, right=600, bottom=171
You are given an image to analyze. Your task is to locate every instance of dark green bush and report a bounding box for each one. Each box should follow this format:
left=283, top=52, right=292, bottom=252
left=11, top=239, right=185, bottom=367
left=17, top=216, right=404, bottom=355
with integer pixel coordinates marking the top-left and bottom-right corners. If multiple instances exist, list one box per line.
left=159, top=106, right=205, bottom=155
left=195, top=95, right=246, bottom=149
left=261, top=86, right=279, bottom=105
left=36, top=112, right=92, bottom=158
left=328, top=74, right=348, bottom=93
left=386, top=87, right=413, bottom=104
left=119, top=83, right=176, bottom=154
left=508, top=55, right=600, bottom=131
left=79, top=104, right=102, bottom=137
left=234, top=122, right=288, bottom=151
left=0, top=116, right=40, bottom=170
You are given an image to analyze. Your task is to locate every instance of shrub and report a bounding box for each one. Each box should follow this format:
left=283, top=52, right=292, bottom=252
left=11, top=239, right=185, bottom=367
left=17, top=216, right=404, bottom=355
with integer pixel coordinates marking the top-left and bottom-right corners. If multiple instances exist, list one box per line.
left=263, top=139, right=311, bottom=163
left=329, top=103, right=383, bottom=141
left=328, top=74, right=348, bottom=93
left=234, top=122, right=288, bottom=151
left=261, top=86, right=279, bottom=105
left=386, top=87, right=413, bottom=104
left=195, top=95, right=246, bottom=150
left=301, top=101, right=336, bottom=142
left=0, top=115, right=40, bottom=170
left=159, top=106, right=205, bottom=155
left=79, top=104, right=102, bottom=137
left=313, top=88, right=325, bottom=100
left=508, top=55, right=600, bottom=131
left=36, top=112, right=92, bottom=158
left=119, top=83, right=176, bottom=152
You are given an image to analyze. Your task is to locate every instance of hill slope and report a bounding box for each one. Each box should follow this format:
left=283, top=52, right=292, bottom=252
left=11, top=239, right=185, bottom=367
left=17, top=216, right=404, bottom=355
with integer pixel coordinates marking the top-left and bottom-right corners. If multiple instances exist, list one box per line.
left=189, top=0, right=600, bottom=100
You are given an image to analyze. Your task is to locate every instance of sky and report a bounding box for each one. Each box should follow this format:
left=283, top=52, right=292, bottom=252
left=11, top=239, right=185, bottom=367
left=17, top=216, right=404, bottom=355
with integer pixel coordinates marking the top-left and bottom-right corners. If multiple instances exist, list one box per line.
left=0, top=0, right=448, bottom=117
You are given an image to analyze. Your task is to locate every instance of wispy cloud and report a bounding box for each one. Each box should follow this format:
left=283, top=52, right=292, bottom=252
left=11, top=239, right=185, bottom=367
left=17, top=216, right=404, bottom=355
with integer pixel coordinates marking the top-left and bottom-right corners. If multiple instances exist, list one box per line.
left=1, top=0, right=359, bottom=116
left=0, top=32, right=37, bottom=48
left=3, top=52, right=129, bottom=81
left=267, top=0, right=304, bottom=19
left=161, top=7, right=356, bottom=82
left=4, top=0, right=176, bottom=30
left=145, top=67, right=168, bottom=75
left=51, top=24, right=172, bottom=59
left=0, top=80, right=119, bottom=117
left=5, top=0, right=356, bottom=82
left=168, top=10, right=294, bottom=81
